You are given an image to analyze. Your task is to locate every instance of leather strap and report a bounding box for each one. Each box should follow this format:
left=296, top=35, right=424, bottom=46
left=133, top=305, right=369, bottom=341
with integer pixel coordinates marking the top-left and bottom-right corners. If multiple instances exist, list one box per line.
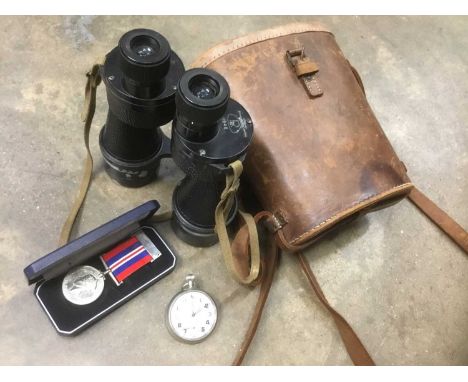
left=286, top=47, right=323, bottom=98
left=214, top=161, right=262, bottom=286
left=232, top=211, right=279, bottom=365
left=298, top=251, right=375, bottom=365
left=408, top=187, right=468, bottom=254
left=58, top=62, right=102, bottom=247
left=229, top=211, right=374, bottom=366
left=231, top=218, right=375, bottom=365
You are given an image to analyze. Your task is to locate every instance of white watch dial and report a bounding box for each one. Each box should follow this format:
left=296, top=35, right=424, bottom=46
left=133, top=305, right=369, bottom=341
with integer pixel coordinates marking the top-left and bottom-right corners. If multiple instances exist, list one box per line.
left=168, top=290, right=217, bottom=342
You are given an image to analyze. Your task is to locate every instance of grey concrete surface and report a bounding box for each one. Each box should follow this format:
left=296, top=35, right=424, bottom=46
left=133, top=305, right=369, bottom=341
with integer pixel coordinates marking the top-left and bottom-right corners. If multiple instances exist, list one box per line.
left=0, top=16, right=467, bottom=365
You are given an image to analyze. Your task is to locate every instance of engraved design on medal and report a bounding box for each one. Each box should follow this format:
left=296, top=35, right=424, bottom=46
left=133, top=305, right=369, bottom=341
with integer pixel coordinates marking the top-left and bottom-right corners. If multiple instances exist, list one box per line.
left=62, top=265, right=105, bottom=305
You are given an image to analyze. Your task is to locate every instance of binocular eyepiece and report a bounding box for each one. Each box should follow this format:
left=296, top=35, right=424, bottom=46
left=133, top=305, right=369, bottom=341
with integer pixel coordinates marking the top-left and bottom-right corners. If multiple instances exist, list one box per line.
left=174, top=68, right=230, bottom=141
left=99, top=29, right=185, bottom=187
left=97, top=29, right=254, bottom=247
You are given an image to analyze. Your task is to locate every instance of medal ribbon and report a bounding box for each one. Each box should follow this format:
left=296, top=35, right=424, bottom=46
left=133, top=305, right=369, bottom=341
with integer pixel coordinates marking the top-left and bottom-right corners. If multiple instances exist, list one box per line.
left=100, top=234, right=160, bottom=285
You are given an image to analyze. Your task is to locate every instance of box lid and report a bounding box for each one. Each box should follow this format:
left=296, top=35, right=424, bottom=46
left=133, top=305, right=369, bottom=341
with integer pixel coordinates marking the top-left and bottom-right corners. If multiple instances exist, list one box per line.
left=24, top=200, right=160, bottom=285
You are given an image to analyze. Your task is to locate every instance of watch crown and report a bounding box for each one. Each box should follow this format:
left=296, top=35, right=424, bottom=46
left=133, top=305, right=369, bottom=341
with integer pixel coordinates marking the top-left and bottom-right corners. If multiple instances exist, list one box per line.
left=182, top=274, right=196, bottom=290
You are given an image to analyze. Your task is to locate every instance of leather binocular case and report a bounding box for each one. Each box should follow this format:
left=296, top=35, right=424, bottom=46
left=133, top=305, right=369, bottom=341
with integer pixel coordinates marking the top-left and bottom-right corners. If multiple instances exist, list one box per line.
left=193, top=23, right=413, bottom=253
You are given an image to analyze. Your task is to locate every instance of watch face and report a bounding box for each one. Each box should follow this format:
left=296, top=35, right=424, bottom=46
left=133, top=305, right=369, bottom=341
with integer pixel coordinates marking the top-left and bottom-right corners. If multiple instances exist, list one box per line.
left=167, top=289, right=217, bottom=343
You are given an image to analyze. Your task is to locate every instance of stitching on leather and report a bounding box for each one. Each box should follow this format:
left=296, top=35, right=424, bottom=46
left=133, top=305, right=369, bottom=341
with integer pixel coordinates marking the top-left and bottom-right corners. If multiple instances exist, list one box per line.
left=289, top=182, right=414, bottom=245
left=193, top=23, right=332, bottom=68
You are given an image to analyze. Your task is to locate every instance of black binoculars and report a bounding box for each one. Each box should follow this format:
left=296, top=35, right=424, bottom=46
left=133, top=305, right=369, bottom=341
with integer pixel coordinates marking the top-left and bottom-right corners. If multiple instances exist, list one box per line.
left=99, top=28, right=253, bottom=247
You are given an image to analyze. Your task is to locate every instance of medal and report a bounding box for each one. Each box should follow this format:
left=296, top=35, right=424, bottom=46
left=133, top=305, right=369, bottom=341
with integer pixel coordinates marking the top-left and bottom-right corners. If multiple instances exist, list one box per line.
left=62, top=231, right=162, bottom=305
left=62, top=265, right=105, bottom=305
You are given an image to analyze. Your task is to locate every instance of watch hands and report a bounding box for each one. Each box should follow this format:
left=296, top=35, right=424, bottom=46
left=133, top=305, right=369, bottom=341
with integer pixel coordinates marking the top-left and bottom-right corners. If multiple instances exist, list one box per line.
left=190, top=295, right=195, bottom=316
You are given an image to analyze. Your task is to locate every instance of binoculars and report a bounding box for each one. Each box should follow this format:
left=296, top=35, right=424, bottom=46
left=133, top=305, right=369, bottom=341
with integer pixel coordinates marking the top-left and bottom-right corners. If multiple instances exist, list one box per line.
left=99, top=28, right=254, bottom=247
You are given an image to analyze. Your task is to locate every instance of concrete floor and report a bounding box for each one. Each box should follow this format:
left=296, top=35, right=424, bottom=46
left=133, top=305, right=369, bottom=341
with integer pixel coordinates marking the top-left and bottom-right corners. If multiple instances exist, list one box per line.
left=0, top=16, right=467, bottom=365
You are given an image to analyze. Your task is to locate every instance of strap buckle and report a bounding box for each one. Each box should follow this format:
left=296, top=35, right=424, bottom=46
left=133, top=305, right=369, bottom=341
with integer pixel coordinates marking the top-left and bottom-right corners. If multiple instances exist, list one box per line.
left=286, top=47, right=306, bottom=67
left=285, top=46, right=323, bottom=98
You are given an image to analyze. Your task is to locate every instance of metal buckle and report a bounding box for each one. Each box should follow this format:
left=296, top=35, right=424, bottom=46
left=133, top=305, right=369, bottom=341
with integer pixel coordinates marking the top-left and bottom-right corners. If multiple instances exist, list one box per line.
left=286, top=47, right=305, bottom=68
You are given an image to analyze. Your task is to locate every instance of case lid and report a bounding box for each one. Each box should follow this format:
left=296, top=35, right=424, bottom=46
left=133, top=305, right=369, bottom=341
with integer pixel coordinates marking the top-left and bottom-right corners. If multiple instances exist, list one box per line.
left=24, top=200, right=160, bottom=285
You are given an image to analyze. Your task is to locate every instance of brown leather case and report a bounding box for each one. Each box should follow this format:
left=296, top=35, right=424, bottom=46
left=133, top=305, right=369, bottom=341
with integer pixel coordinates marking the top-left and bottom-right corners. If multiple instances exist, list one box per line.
left=193, top=23, right=413, bottom=249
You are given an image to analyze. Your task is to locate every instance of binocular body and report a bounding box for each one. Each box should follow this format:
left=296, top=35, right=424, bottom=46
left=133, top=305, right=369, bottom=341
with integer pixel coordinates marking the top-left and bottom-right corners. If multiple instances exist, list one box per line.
left=97, top=29, right=254, bottom=247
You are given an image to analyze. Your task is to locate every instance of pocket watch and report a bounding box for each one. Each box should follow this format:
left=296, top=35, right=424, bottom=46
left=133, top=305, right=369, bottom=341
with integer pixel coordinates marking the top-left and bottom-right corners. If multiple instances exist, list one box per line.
left=167, top=274, right=218, bottom=343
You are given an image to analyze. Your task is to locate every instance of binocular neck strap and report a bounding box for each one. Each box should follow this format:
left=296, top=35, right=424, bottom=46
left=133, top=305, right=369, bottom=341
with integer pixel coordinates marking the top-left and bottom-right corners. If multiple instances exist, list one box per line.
left=215, top=161, right=262, bottom=286
left=58, top=61, right=103, bottom=247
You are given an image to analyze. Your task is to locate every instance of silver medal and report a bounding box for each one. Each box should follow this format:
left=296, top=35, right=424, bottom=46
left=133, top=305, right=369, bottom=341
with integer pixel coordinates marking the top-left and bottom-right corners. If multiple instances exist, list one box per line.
left=62, top=265, right=105, bottom=305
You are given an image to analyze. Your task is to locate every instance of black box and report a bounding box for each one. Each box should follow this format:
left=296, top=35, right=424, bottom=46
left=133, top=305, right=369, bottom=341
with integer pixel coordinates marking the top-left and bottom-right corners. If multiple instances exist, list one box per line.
left=24, top=200, right=177, bottom=335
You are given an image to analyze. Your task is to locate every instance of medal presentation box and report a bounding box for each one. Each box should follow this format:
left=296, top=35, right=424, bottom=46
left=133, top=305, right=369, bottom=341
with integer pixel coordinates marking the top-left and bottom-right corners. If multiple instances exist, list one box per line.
left=24, top=200, right=177, bottom=336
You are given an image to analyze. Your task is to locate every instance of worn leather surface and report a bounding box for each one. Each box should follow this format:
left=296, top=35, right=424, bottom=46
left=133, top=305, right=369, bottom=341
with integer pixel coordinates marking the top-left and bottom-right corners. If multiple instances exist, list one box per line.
left=194, top=23, right=413, bottom=246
